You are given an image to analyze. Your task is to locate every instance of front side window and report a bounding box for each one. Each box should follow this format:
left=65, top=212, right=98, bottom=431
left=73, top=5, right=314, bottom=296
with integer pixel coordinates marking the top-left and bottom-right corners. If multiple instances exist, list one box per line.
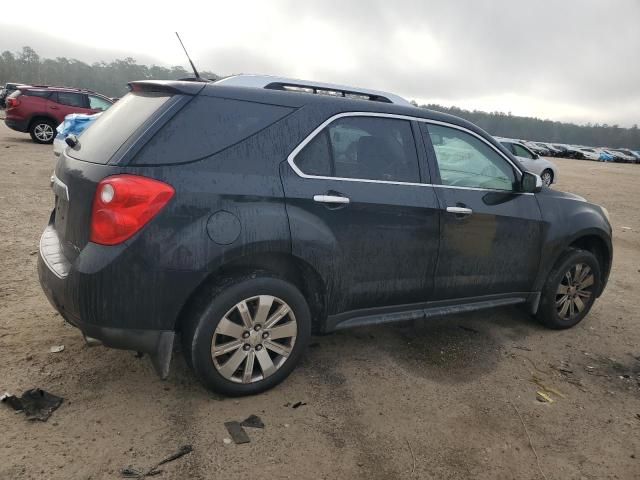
left=88, top=95, right=112, bottom=111
left=512, top=143, right=534, bottom=159
left=426, top=124, right=516, bottom=191
left=56, top=92, right=86, bottom=108
left=295, top=116, right=420, bottom=183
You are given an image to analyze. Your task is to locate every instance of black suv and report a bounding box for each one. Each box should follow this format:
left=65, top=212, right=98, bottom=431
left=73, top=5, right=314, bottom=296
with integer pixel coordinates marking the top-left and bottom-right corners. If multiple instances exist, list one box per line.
left=38, top=76, right=612, bottom=396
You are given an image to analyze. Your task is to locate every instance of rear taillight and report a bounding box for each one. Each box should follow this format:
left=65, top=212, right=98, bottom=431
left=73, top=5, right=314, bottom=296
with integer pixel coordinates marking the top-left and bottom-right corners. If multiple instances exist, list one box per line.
left=6, top=98, right=20, bottom=108
left=90, top=175, right=175, bottom=246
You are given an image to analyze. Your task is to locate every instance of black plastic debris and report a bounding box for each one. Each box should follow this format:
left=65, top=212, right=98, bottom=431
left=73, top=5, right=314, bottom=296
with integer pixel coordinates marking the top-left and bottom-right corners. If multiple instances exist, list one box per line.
left=1, top=389, right=63, bottom=421
left=292, top=401, right=306, bottom=409
left=224, top=421, right=251, bottom=444
left=121, top=444, right=193, bottom=478
left=241, top=414, right=265, bottom=429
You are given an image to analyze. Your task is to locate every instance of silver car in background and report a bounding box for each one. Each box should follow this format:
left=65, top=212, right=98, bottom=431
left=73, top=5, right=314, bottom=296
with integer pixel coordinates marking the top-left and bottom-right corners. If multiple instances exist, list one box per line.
left=496, top=138, right=558, bottom=186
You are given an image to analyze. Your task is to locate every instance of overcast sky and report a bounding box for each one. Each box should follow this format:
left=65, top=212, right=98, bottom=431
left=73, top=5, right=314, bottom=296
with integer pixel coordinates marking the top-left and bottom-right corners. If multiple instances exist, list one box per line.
left=1, top=0, right=638, bottom=126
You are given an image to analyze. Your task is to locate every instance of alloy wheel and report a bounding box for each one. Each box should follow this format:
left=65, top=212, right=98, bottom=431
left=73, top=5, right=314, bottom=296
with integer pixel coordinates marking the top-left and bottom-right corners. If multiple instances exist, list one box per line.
left=541, top=171, right=552, bottom=186
left=211, top=295, right=297, bottom=384
left=34, top=123, right=54, bottom=142
left=555, top=262, right=594, bottom=320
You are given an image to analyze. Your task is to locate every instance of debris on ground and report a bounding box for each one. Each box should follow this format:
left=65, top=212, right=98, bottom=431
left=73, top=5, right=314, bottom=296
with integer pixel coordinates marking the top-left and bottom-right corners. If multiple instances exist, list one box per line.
left=292, top=401, right=307, bottom=409
left=513, top=345, right=532, bottom=351
left=531, top=374, right=567, bottom=399
left=536, top=391, right=554, bottom=403
left=1, top=388, right=63, bottom=421
left=223, top=438, right=232, bottom=445
left=458, top=325, right=479, bottom=334
left=49, top=345, right=65, bottom=353
left=240, top=414, right=265, bottom=429
left=121, top=444, right=193, bottom=478
left=224, top=421, right=251, bottom=444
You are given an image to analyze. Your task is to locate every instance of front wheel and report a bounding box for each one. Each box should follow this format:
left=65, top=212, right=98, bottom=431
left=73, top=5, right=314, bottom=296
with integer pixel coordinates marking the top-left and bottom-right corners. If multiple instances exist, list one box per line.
left=181, top=274, right=311, bottom=396
left=29, top=119, right=57, bottom=144
left=541, top=169, right=553, bottom=186
left=536, top=249, right=601, bottom=329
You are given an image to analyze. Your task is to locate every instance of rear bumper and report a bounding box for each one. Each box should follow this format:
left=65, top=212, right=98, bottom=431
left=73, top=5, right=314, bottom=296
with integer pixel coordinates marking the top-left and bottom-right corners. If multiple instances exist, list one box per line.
left=37, top=223, right=201, bottom=378
left=4, top=117, right=29, bottom=132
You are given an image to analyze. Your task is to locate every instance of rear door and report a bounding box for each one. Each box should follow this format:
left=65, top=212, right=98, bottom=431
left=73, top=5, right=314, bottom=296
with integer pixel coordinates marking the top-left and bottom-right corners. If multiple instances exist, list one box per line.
left=51, top=92, right=92, bottom=121
left=421, top=122, right=544, bottom=300
left=280, top=113, right=440, bottom=317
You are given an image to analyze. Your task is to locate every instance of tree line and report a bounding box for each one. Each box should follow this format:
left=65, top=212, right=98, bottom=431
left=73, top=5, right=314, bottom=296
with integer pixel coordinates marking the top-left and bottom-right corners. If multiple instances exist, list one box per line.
left=1, top=46, right=638, bottom=149
left=419, top=103, right=639, bottom=150
left=0, top=46, right=217, bottom=98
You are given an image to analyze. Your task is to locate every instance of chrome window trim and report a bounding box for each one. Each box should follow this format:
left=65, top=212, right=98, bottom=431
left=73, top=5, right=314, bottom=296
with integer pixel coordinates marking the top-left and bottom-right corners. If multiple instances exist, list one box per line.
left=287, top=111, right=532, bottom=195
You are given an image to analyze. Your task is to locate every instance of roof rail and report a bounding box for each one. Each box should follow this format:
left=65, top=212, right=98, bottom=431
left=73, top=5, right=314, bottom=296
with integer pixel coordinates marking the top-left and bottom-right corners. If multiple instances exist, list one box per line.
left=214, top=74, right=413, bottom=107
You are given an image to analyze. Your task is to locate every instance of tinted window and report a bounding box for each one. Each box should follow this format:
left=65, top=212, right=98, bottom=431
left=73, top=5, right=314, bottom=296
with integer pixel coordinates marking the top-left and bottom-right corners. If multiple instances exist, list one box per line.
left=512, top=143, right=534, bottom=159
left=133, top=96, right=293, bottom=165
left=295, top=116, right=420, bottom=183
left=88, top=95, right=112, bottom=111
left=295, top=130, right=332, bottom=176
left=427, top=124, right=516, bottom=191
left=24, top=90, right=52, bottom=98
left=67, top=92, right=171, bottom=164
left=56, top=92, right=86, bottom=107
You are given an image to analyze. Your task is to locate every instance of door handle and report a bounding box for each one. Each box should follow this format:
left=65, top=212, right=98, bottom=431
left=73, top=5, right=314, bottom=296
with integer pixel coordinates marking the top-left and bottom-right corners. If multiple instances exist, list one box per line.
left=50, top=106, right=59, bottom=110
left=446, top=206, right=473, bottom=216
left=313, top=194, right=350, bottom=205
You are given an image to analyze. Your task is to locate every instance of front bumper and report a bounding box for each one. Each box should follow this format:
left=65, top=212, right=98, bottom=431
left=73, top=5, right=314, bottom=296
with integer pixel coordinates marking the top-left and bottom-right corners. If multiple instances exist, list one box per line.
left=37, top=224, right=184, bottom=378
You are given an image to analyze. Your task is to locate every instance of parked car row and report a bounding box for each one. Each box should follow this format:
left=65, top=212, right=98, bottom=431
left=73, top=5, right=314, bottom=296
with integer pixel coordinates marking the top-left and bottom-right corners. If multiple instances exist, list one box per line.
left=517, top=138, right=640, bottom=163
left=494, top=138, right=558, bottom=186
left=2, top=83, right=114, bottom=143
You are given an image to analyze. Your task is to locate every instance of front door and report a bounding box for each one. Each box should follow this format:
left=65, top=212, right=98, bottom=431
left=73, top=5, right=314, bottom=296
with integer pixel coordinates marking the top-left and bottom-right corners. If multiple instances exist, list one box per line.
left=280, top=114, right=440, bottom=316
left=421, top=122, right=544, bottom=300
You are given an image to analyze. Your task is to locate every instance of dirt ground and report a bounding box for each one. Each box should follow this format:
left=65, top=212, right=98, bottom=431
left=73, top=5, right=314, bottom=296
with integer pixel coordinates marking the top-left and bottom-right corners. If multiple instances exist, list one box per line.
left=0, top=119, right=638, bottom=480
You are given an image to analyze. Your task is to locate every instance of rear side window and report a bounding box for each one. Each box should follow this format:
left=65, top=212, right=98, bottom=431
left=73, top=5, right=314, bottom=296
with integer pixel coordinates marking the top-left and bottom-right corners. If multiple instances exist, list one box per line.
left=294, top=116, right=420, bottom=183
left=132, top=96, right=293, bottom=165
left=67, top=92, right=172, bottom=164
left=56, top=92, right=87, bottom=107
left=24, top=90, right=52, bottom=98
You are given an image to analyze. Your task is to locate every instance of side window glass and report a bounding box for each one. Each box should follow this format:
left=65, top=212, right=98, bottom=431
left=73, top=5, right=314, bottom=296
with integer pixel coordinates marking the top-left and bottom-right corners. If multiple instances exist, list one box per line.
left=294, top=116, right=420, bottom=183
left=57, top=92, right=86, bottom=108
left=513, top=144, right=534, bottom=159
left=295, top=130, right=332, bottom=176
left=88, top=95, right=112, bottom=111
left=427, top=124, right=516, bottom=191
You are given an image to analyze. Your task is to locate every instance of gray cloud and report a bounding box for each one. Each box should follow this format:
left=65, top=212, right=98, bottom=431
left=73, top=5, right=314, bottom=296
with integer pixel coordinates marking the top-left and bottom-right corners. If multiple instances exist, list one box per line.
left=2, top=1, right=638, bottom=125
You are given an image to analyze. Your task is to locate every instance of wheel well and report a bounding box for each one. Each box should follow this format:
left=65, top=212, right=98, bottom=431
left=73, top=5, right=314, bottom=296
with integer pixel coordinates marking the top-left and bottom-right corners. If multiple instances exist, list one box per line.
left=175, top=253, right=327, bottom=334
left=569, top=235, right=610, bottom=292
left=28, top=115, right=57, bottom=130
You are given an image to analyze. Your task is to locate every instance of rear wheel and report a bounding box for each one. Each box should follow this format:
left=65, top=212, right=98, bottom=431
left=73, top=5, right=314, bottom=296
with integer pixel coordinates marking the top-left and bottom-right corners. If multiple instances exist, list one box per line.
left=181, top=273, right=311, bottom=396
left=541, top=169, right=553, bottom=186
left=536, top=249, right=601, bottom=329
left=29, top=119, right=56, bottom=144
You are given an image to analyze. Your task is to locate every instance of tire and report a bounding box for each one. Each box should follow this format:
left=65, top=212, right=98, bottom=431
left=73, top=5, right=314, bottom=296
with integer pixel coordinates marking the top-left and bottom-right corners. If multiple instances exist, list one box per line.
left=181, top=273, right=311, bottom=396
left=541, top=169, right=553, bottom=186
left=29, top=119, right=57, bottom=144
left=536, top=249, right=601, bottom=329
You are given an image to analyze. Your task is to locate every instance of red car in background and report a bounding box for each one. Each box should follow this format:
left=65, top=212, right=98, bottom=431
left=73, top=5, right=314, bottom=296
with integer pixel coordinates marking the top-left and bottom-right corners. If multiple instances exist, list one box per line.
left=4, top=86, right=114, bottom=143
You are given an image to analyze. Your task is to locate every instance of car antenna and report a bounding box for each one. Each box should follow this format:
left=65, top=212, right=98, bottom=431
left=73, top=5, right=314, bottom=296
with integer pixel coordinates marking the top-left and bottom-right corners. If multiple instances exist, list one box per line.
left=175, top=32, right=202, bottom=81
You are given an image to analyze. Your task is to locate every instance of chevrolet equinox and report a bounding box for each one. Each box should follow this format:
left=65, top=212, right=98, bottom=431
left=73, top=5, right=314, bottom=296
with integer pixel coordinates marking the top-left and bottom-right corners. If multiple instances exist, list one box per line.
left=38, top=75, right=613, bottom=396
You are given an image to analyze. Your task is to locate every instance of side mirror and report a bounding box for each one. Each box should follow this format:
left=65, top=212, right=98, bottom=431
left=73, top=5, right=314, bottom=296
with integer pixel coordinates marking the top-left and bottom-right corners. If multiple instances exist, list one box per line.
left=521, top=171, right=542, bottom=193
left=533, top=153, right=539, bottom=159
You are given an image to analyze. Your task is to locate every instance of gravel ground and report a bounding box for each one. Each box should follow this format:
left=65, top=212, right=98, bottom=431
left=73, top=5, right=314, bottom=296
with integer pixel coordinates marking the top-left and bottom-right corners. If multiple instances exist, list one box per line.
left=0, top=120, right=638, bottom=479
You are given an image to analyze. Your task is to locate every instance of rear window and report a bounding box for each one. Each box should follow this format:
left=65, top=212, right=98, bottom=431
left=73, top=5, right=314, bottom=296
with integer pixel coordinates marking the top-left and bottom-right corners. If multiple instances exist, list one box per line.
left=132, top=96, right=293, bottom=165
left=67, top=92, right=171, bottom=164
